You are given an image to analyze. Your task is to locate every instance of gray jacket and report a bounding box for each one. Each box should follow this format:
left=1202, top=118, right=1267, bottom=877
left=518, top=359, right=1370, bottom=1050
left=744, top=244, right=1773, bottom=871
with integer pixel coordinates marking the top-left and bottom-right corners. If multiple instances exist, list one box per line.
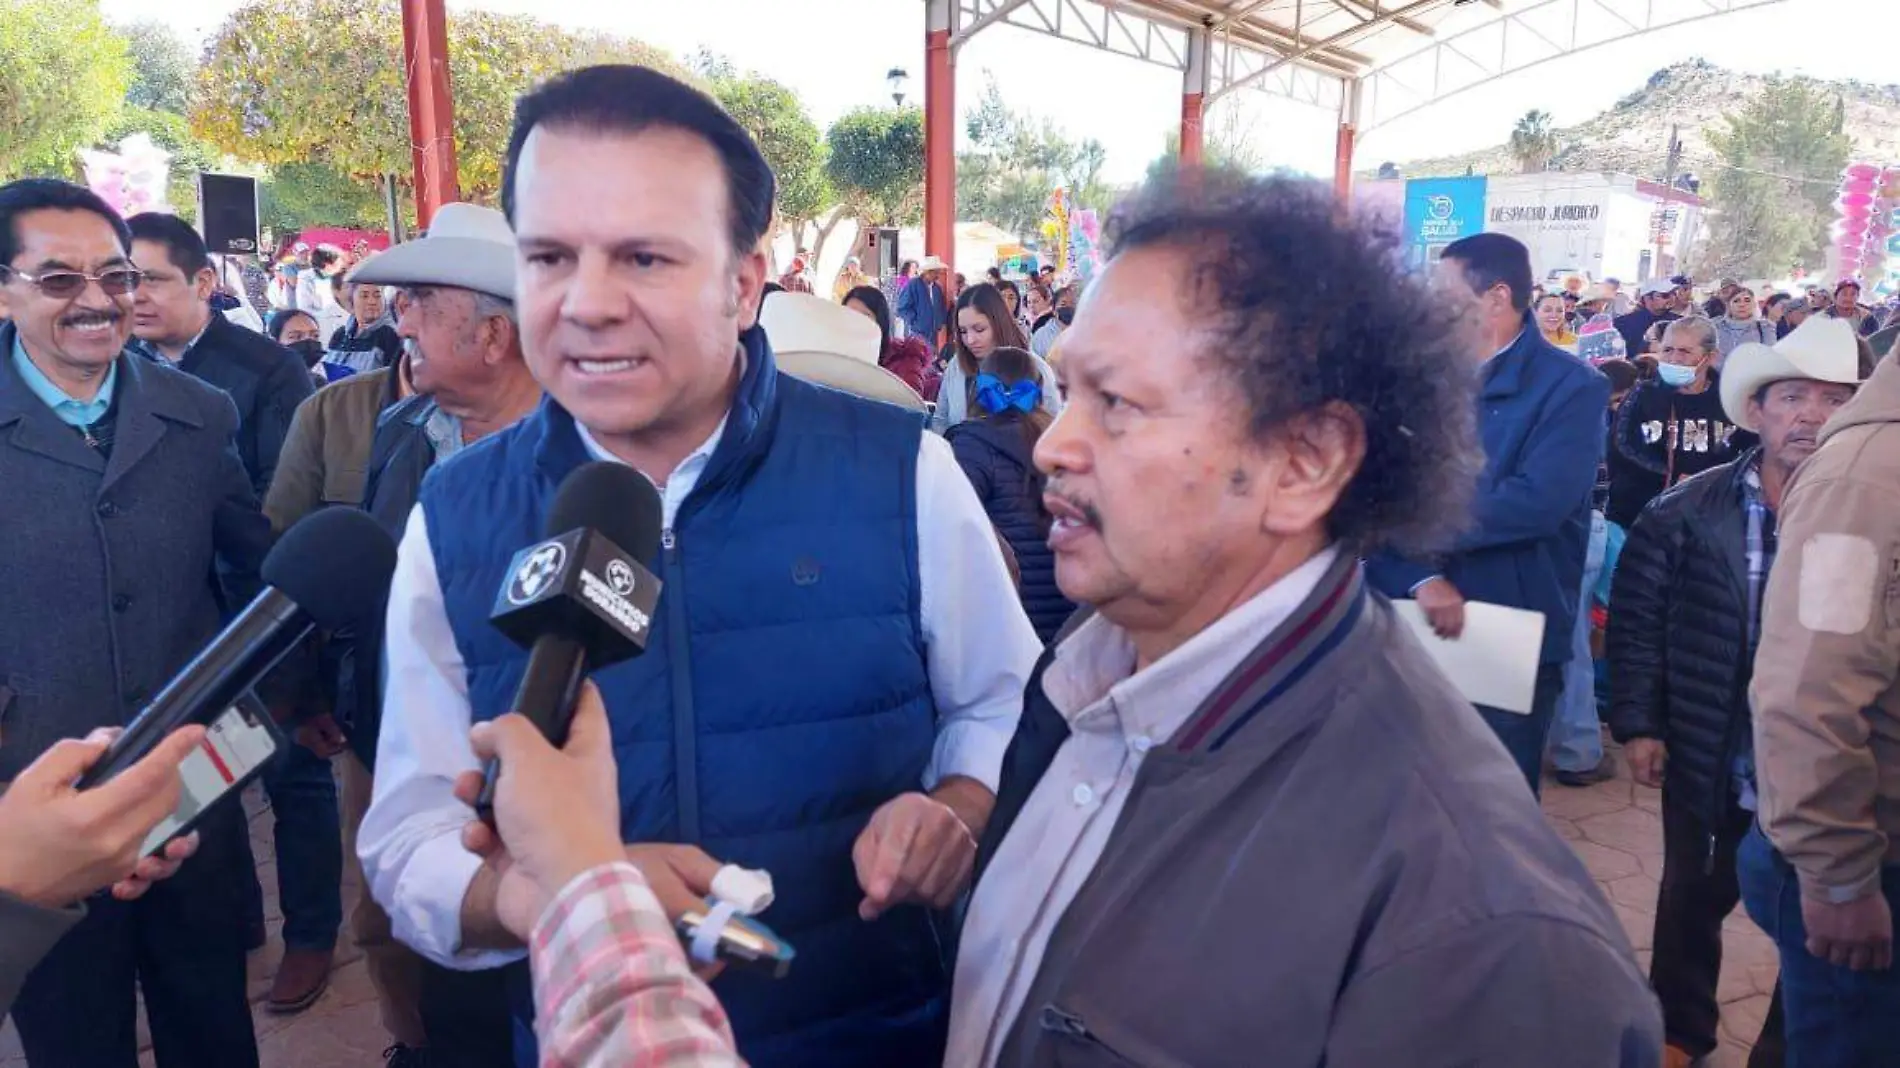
left=0, top=892, right=79, bottom=1016
left=978, top=555, right=1663, bottom=1066
left=0, top=327, right=272, bottom=779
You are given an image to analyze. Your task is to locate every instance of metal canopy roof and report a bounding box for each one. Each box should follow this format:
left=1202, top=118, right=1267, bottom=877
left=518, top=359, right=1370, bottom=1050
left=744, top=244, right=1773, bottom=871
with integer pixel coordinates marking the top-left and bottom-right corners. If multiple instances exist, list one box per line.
left=953, top=0, right=1786, bottom=128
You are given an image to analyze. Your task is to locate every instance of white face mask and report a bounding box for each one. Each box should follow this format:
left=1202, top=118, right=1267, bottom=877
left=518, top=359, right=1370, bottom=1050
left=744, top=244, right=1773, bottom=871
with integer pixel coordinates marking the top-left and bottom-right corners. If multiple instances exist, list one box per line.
left=1657, top=362, right=1698, bottom=387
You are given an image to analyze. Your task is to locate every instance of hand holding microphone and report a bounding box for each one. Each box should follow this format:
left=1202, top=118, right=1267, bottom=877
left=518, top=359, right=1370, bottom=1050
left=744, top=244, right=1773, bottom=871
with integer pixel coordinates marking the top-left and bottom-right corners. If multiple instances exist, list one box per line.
left=454, top=683, right=721, bottom=942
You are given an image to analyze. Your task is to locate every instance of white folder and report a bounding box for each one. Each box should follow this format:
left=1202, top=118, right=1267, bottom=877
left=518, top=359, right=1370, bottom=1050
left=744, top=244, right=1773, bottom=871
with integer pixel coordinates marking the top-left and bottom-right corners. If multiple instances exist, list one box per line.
left=1393, top=600, right=1548, bottom=715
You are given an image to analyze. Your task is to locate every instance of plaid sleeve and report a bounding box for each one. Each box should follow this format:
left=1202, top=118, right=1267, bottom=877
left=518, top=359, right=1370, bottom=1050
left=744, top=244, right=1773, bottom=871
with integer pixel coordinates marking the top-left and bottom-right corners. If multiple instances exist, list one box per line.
left=531, top=862, right=743, bottom=1068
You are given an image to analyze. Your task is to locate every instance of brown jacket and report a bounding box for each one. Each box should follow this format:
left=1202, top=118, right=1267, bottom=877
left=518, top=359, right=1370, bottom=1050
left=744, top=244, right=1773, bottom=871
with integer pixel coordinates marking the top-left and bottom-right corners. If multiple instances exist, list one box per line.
left=1753, top=353, right=1900, bottom=903
left=981, top=557, right=1661, bottom=1067
left=262, top=366, right=400, bottom=532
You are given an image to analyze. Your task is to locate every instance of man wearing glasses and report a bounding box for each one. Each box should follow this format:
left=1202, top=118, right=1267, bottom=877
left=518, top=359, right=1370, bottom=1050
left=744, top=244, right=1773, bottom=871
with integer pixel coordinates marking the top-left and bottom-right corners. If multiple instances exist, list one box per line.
left=0, top=178, right=271, bottom=1067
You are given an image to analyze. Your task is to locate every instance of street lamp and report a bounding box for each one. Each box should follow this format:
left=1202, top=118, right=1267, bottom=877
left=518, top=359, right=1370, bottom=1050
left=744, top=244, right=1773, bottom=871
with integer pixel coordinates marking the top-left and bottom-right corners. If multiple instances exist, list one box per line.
left=887, top=67, right=910, bottom=107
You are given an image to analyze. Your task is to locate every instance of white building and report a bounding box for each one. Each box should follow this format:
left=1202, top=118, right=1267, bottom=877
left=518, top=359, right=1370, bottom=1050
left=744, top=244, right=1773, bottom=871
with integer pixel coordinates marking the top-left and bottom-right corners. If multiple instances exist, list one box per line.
left=1480, top=171, right=1706, bottom=285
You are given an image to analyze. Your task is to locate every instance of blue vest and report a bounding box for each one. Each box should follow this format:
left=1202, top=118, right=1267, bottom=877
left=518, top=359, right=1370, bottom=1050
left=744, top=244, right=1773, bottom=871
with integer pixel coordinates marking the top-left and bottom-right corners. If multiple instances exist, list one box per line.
left=420, top=331, right=949, bottom=1066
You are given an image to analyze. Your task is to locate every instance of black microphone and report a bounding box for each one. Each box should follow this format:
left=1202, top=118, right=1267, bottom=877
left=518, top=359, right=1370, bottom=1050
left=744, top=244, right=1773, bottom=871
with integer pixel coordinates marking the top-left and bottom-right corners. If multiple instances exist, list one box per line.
left=476, top=461, right=664, bottom=816
left=77, top=508, right=398, bottom=789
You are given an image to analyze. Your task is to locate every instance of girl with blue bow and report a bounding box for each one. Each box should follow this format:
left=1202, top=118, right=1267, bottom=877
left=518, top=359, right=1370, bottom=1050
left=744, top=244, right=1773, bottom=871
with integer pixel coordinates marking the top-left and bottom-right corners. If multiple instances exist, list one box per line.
left=945, top=347, right=1077, bottom=644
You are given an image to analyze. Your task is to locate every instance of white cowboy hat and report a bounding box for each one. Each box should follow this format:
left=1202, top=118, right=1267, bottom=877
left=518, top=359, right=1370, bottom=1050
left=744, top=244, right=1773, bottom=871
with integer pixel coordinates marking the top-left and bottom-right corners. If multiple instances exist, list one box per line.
left=1720, top=315, right=1862, bottom=432
left=916, top=255, right=947, bottom=273
left=759, top=292, right=926, bottom=412
left=347, top=203, right=516, bottom=302
left=1580, top=282, right=1616, bottom=304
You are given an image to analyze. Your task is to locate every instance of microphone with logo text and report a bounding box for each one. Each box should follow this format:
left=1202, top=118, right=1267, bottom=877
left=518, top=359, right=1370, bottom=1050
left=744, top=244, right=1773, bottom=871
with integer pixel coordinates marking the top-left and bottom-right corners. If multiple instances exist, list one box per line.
left=475, top=461, right=664, bottom=819
left=76, top=507, right=398, bottom=789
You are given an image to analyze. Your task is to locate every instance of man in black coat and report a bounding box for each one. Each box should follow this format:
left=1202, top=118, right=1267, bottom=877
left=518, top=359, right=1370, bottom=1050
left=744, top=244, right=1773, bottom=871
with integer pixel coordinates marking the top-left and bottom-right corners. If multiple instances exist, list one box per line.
left=1615, top=277, right=1681, bottom=358
left=125, top=211, right=339, bottom=1013
left=0, top=178, right=271, bottom=1067
left=1606, top=317, right=1863, bottom=1067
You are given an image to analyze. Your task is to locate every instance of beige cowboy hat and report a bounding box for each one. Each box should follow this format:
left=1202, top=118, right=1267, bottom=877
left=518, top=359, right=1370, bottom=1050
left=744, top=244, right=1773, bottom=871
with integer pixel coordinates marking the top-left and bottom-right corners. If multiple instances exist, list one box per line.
left=1580, top=282, right=1616, bottom=304
left=916, top=255, right=948, bottom=273
left=347, top=203, right=516, bottom=302
left=1720, top=315, right=1862, bottom=432
left=759, top=291, right=926, bottom=412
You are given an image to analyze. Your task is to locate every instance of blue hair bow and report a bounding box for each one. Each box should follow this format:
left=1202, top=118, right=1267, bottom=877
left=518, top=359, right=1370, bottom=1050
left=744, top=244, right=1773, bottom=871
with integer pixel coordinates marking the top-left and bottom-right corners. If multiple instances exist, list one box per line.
left=974, top=373, right=1041, bottom=415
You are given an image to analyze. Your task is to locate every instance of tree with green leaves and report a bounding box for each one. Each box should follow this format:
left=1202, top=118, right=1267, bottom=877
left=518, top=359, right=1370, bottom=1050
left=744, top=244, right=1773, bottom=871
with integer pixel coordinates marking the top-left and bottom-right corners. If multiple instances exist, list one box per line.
left=706, top=68, right=842, bottom=270
left=0, top=0, right=132, bottom=180
left=119, top=20, right=196, bottom=114
left=825, top=107, right=925, bottom=227
left=958, top=77, right=1110, bottom=240
left=1698, top=78, right=1852, bottom=279
left=193, top=0, right=685, bottom=202
left=1508, top=109, right=1559, bottom=174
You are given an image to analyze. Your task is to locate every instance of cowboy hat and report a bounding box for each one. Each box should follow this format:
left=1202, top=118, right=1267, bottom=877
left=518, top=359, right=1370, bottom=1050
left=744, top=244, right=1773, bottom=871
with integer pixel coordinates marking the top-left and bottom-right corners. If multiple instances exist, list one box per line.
left=1580, top=282, right=1616, bottom=304
left=347, top=203, right=516, bottom=302
left=1639, top=277, right=1675, bottom=298
left=916, top=255, right=947, bottom=273
left=1720, top=315, right=1862, bottom=431
left=759, top=292, right=926, bottom=412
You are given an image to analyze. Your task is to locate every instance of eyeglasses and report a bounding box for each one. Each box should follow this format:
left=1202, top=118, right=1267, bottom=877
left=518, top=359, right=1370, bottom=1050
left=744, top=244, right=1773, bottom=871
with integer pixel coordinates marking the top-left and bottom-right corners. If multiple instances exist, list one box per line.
left=3, top=266, right=143, bottom=299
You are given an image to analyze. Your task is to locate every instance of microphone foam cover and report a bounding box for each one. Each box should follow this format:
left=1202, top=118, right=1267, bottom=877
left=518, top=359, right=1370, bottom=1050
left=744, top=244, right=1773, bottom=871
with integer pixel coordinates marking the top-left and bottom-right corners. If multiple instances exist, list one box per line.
left=262, top=508, right=400, bottom=628
left=547, top=461, right=665, bottom=563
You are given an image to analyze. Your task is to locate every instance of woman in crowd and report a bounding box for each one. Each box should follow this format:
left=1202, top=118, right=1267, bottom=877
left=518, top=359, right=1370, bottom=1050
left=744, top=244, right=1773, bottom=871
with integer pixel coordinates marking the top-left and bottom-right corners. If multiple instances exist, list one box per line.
left=930, top=283, right=1060, bottom=433
left=1535, top=292, right=1578, bottom=352
left=998, top=279, right=1031, bottom=335
left=1605, top=316, right=1748, bottom=528
left=1712, top=287, right=1774, bottom=364
left=270, top=309, right=354, bottom=387
left=325, top=281, right=402, bottom=373
left=945, top=346, right=1075, bottom=643
left=1026, top=281, right=1055, bottom=335
left=842, top=285, right=940, bottom=402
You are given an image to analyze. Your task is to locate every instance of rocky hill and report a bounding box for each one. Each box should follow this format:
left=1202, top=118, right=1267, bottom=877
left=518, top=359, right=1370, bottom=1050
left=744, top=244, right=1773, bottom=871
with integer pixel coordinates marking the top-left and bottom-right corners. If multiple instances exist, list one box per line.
left=1381, top=58, right=1900, bottom=182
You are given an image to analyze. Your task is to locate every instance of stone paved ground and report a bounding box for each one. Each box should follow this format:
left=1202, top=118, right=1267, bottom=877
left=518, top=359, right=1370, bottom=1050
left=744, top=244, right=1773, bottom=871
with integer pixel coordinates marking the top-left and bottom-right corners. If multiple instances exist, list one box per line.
left=4, top=740, right=1776, bottom=1067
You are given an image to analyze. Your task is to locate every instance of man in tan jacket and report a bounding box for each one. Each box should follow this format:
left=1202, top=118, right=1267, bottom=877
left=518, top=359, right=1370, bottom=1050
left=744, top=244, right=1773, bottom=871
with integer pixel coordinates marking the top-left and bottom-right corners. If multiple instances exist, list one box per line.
left=1744, top=346, right=1900, bottom=1062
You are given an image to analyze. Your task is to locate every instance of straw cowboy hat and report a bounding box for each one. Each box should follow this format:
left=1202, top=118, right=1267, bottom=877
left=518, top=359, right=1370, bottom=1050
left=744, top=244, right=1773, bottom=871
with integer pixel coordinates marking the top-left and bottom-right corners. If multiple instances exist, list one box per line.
left=1580, top=282, right=1616, bottom=304
left=916, top=255, right=948, bottom=273
left=1720, top=315, right=1863, bottom=432
left=759, top=291, right=926, bottom=412
left=347, top=203, right=516, bottom=301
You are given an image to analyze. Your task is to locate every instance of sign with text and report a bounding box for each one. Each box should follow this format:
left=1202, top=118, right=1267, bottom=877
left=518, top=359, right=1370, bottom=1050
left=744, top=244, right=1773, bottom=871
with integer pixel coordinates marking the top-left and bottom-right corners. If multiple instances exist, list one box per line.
left=1402, top=177, right=1488, bottom=269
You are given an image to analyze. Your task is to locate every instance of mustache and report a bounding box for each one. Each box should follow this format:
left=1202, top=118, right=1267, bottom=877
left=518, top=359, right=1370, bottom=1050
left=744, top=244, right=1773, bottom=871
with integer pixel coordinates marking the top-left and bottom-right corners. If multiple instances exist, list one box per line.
left=59, top=308, right=121, bottom=328
left=1044, top=481, right=1103, bottom=529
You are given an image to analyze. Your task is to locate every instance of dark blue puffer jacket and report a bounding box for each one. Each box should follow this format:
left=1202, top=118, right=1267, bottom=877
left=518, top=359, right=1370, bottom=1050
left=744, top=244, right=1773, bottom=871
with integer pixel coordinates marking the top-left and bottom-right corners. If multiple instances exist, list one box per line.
left=947, top=415, right=1075, bottom=643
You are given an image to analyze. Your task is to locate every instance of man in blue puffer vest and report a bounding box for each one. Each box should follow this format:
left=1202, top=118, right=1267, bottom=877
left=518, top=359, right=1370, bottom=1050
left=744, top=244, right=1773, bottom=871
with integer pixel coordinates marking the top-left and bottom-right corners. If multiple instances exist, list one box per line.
left=357, top=65, right=1041, bottom=1067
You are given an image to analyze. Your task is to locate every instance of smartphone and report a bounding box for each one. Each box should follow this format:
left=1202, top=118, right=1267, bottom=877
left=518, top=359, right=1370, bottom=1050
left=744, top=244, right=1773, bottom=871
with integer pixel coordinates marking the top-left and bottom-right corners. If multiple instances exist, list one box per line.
left=138, top=693, right=285, bottom=857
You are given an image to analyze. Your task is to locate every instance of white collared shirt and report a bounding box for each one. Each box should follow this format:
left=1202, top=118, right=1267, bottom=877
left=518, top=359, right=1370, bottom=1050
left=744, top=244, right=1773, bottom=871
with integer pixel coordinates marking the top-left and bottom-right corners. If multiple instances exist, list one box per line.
left=946, top=546, right=1339, bottom=1068
left=359, top=410, right=1042, bottom=969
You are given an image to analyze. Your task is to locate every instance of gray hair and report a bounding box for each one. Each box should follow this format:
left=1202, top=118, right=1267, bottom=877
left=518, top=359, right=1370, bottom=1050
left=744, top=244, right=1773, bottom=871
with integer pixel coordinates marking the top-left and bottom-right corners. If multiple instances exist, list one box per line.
left=471, top=290, right=517, bottom=323
left=1663, top=315, right=1717, bottom=354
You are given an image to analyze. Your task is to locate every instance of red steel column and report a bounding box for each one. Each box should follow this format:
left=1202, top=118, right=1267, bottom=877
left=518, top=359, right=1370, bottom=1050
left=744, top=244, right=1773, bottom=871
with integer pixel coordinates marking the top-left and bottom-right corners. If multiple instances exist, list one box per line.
left=1181, top=25, right=1210, bottom=169
left=925, top=0, right=956, bottom=289
left=1334, top=79, right=1362, bottom=205
left=402, top=0, right=459, bottom=230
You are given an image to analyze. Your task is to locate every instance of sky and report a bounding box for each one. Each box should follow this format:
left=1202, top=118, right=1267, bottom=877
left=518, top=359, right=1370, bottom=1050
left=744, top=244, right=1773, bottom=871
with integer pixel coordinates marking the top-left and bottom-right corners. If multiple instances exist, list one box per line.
left=101, top=0, right=1900, bottom=184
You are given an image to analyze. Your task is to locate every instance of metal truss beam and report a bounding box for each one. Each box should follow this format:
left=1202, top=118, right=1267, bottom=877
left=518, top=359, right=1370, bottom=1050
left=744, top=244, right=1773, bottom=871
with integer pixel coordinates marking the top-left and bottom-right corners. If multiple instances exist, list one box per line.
left=1360, top=0, right=1787, bottom=132
left=954, top=0, right=1348, bottom=112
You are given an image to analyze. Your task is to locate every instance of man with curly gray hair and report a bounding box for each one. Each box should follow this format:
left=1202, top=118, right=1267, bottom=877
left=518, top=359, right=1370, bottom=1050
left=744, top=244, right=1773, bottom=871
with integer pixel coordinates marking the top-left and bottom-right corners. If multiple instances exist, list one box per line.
left=948, top=172, right=1661, bottom=1066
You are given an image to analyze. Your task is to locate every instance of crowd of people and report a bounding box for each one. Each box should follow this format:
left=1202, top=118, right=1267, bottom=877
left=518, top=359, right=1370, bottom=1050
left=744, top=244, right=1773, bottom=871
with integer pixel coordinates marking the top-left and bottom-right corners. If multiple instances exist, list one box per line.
left=0, top=59, right=1898, bottom=1068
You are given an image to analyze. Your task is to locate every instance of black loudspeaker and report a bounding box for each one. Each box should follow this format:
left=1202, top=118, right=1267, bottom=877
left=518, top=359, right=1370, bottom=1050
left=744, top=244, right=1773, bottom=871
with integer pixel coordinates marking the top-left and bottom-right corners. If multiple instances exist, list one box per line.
left=198, top=173, right=260, bottom=255
left=868, top=226, right=901, bottom=277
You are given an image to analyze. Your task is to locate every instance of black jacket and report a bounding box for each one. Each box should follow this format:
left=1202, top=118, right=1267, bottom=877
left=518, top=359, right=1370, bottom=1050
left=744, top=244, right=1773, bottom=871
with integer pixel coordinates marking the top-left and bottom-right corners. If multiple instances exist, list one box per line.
left=1606, top=451, right=1761, bottom=838
left=1612, top=307, right=1677, bottom=359
left=1605, top=378, right=1753, bottom=528
left=947, top=415, right=1075, bottom=643
left=341, top=395, right=441, bottom=766
left=170, top=313, right=316, bottom=497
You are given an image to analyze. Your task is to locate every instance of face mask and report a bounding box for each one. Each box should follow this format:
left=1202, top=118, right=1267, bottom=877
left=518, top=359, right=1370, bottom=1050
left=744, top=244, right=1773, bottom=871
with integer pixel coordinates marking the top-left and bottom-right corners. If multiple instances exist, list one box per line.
left=288, top=339, right=324, bottom=368
left=1055, top=305, right=1075, bottom=326
left=1657, top=362, right=1697, bottom=387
